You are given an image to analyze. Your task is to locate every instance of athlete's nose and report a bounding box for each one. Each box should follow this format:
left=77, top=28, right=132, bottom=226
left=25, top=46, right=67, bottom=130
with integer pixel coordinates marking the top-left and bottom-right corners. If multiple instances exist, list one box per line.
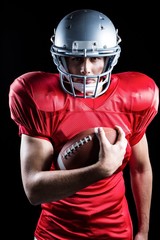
left=80, top=58, right=91, bottom=75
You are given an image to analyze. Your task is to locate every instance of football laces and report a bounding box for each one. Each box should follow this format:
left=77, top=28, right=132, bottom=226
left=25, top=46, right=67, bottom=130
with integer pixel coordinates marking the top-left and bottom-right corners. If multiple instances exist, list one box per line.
left=63, top=135, right=92, bottom=159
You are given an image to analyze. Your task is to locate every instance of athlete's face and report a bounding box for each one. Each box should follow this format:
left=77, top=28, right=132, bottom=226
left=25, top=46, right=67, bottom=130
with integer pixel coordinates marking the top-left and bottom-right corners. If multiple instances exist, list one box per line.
left=66, top=57, right=105, bottom=96
left=66, top=57, right=105, bottom=77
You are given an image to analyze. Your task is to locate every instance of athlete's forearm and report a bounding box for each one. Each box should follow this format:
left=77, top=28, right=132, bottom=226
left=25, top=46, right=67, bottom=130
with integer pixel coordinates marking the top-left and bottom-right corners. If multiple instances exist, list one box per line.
left=130, top=168, right=152, bottom=236
left=25, top=164, right=104, bottom=205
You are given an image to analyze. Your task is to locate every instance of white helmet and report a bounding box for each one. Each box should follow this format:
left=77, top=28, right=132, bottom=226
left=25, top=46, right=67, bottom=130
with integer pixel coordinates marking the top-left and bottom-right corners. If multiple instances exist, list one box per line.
left=50, top=9, right=121, bottom=98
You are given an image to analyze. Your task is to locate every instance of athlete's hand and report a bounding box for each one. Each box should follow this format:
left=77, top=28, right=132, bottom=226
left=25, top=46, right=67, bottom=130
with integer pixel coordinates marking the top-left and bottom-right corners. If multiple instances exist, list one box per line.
left=134, top=231, right=148, bottom=240
left=95, top=126, right=127, bottom=177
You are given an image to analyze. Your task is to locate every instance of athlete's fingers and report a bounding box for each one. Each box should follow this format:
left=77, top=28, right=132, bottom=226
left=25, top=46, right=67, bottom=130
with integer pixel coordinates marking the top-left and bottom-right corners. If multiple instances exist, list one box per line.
left=114, top=125, right=126, bottom=142
left=94, top=127, right=111, bottom=145
left=114, top=125, right=128, bottom=153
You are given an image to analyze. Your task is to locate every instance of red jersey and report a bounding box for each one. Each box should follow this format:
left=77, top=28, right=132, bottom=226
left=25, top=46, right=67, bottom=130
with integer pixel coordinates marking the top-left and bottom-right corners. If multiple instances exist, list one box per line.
left=9, top=71, right=159, bottom=239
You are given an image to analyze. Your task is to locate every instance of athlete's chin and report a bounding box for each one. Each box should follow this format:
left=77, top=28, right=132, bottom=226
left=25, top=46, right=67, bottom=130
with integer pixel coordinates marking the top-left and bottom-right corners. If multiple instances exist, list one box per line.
left=86, top=91, right=95, bottom=96
left=85, top=88, right=102, bottom=96
left=76, top=90, right=94, bottom=96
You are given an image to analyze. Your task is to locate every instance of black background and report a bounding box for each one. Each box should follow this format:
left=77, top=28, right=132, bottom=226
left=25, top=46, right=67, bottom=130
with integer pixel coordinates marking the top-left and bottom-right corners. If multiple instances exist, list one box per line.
left=2, top=1, right=160, bottom=239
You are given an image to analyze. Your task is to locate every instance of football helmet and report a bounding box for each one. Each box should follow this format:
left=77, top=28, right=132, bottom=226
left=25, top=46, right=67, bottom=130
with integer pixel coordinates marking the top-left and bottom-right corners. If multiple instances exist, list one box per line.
left=50, top=9, right=121, bottom=98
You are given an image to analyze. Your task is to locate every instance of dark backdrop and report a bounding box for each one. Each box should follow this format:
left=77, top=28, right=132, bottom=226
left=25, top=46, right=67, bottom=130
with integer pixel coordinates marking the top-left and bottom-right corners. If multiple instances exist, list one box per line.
left=2, top=1, right=160, bottom=239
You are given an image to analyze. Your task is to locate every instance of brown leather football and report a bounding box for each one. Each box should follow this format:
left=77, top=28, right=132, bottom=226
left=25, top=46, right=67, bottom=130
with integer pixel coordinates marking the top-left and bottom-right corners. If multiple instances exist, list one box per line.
left=57, top=127, right=118, bottom=170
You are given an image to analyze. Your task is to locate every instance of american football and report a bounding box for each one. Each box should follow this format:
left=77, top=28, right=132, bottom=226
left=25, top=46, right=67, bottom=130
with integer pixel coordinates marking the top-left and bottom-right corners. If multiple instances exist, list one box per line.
left=56, top=127, right=118, bottom=170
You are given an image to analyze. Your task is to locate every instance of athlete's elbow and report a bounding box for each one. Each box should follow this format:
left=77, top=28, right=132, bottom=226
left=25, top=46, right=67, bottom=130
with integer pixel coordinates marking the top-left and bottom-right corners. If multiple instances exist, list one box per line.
left=22, top=177, right=42, bottom=205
